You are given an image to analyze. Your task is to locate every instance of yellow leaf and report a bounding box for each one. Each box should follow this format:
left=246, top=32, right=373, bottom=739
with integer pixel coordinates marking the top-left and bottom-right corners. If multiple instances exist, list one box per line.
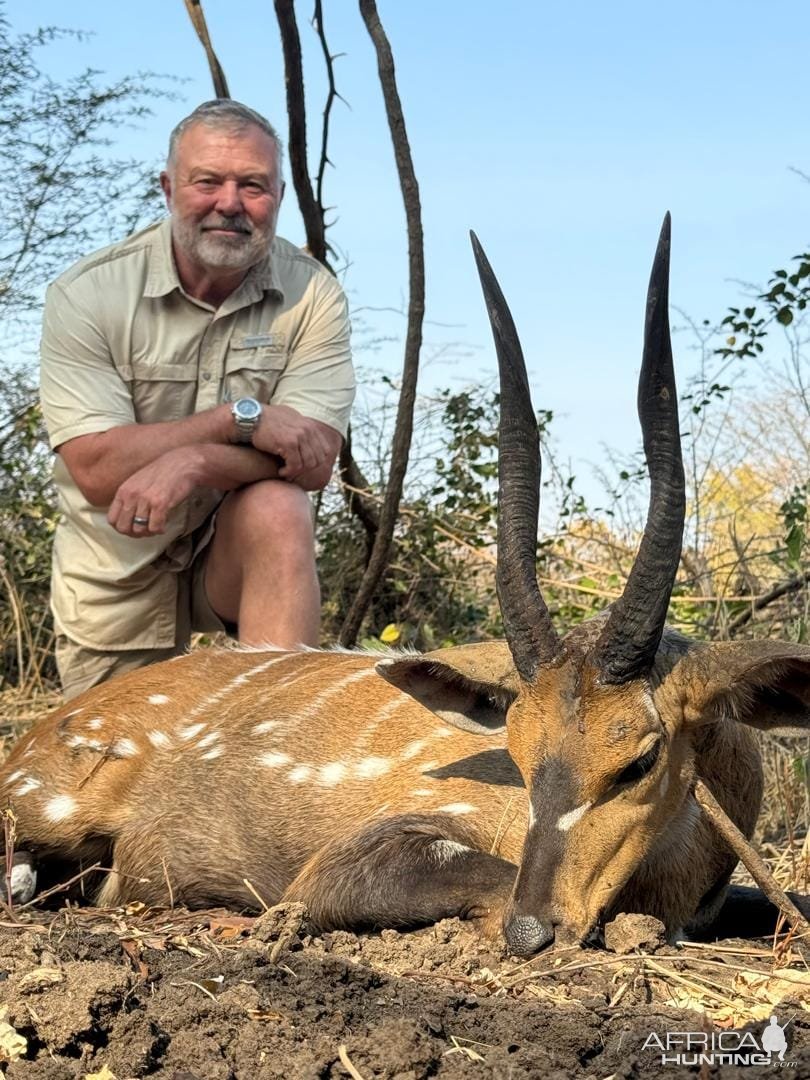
left=379, top=623, right=401, bottom=644
left=83, top=1066, right=118, bottom=1080
left=0, top=1008, right=27, bottom=1063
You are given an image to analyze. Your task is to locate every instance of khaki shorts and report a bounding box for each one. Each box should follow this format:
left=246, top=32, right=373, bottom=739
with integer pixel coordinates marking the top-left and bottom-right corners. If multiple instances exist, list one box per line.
left=55, top=546, right=233, bottom=701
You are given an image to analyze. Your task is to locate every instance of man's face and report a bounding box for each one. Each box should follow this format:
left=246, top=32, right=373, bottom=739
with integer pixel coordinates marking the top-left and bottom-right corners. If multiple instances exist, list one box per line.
left=161, top=122, right=284, bottom=275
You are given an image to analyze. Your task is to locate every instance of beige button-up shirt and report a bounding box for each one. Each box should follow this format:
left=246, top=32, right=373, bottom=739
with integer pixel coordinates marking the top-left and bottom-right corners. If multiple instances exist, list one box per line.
left=40, top=218, right=355, bottom=650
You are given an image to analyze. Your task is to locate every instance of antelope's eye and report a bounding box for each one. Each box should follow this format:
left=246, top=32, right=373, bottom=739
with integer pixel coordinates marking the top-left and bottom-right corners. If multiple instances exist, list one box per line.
left=614, top=738, right=662, bottom=786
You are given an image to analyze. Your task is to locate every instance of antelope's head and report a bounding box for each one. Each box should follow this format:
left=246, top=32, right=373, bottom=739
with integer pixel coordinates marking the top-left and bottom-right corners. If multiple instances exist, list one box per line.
left=380, top=217, right=810, bottom=955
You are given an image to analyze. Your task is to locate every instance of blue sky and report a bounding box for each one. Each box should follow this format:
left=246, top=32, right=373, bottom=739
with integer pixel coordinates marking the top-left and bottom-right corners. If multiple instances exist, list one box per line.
left=12, top=0, right=809, bottom=497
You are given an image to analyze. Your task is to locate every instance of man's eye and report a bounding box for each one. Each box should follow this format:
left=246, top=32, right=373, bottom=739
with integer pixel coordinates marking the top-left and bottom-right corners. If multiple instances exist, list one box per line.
left=614, top=739, right=662, bottom=786
left=195, top=179, right=218, bottom=189
left=242, top=182, right=266, bottom=194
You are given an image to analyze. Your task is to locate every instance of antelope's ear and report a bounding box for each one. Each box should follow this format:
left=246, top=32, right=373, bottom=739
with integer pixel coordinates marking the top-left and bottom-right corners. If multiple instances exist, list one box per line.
left=375, top=642, right=519, bottom=734
left=674, top=641, right=810, bottom=734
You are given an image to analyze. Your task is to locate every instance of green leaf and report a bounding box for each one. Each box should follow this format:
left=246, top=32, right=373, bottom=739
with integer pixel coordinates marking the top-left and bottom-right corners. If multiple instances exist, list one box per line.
left=776, top=306, right=794, bottom=326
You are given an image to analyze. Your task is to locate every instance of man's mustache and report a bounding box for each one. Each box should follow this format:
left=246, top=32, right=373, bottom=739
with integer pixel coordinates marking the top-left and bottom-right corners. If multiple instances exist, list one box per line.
left=200, top=215, right=253, bottom=235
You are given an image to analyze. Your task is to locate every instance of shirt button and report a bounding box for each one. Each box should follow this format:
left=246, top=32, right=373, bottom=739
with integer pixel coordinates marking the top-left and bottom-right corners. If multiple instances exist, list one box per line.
left=202, top=372, right=211, bottom=381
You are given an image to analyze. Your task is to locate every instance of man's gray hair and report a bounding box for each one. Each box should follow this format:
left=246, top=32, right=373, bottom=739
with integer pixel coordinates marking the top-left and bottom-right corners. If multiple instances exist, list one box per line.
left=167, top=100, right=284, bottom=175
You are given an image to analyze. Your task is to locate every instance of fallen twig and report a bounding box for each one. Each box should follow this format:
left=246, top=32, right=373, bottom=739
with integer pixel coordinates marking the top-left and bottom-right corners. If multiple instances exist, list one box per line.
left=694, top=779, right=810, bottom=941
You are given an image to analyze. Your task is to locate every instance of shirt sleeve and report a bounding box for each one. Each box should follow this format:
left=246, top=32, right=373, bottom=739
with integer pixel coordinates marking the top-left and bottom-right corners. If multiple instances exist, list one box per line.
left=39, top=279, right=135, bottom=451
left=271, top=270, right=356, bottom=438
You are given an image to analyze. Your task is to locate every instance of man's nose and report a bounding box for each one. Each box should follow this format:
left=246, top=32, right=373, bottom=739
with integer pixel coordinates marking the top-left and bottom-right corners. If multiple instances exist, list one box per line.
left=214, top=181, right=243, bottom=214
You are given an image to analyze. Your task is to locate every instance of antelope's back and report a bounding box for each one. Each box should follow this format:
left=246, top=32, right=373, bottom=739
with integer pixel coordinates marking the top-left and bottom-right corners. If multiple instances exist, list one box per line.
left=1, top=647, right=528, bottom=898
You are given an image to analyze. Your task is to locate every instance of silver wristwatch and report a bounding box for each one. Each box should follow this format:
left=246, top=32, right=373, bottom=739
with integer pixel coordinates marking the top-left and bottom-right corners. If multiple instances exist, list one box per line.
left=231, top=397, right=262, bottom=443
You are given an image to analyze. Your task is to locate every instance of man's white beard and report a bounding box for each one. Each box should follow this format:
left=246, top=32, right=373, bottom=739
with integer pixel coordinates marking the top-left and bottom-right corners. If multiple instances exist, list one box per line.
left=172, top=212, right=272, bottom=272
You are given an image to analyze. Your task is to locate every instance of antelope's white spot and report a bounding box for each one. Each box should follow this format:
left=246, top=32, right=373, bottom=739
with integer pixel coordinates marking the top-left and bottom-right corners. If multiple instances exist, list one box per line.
left=355, top=756, right=392, bottom=780
left=202, top=747, right=223, bottom=761
left=179, top=722, right=206, bottom=741
left=411, top=788, right=433, bottom=797
left=13, top=777, right=41, bottom=796
left=437, top=803, right=476, bottom=815
left=430, top=839, right=470, bottom=863
left=528, top=803, right=536, bottom=828
left=148, top=730, right=171, bottom=749
left=5, top=769, right=23, bottom=785
left=556, top=801, right=592, bottom=832
left=197, top=731, right=220, bottom=749
left=110, top=737, right=138, bottom=758
left=433, top=727, right=454, bottom=738
left=419, top=760, right=439, bottom=774
left=288, top=764, right=312, bottom=784
left=44, top=795, right=77, bottom=822
left=317, top=762, right=347, bottom=786
left=401, top=739, right=428, bottom=760
left=88, top=717, right=104, bottom=730
left=148, top=694, right=170, bottom=706
left=66, top=734, right=104, bottom=751
left=63, top=708, right=83, bottom=718
left=252, top=720, right=278, bottom=735
left=259, top=751, right=291, bottom=769
left=658, top=773, right=669, bottom=798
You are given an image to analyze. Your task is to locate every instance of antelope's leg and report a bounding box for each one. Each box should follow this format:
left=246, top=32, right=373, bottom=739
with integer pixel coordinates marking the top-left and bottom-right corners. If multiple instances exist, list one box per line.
left=281, top=814, right=517, bottom=934
left=691, top=884, right=810, bottom=940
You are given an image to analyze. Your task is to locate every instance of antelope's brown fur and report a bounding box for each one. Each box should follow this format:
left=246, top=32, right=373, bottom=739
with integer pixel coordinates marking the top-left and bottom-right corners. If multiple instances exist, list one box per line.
left=4, top=626, right=806, bottom=946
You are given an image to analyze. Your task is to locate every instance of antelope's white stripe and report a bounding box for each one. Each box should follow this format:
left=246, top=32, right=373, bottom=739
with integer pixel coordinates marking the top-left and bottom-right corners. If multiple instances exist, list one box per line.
left=303, top=665, right=378, bottom=720
left=430, top=839, right=470, bottom=863
left=13, top=777, right=41, bottom=796
left=178, top=723, right=206, bottom=741
left=202, top=747, right=223, bottom=761
left=197, top=731, right=221, bottom=749
left=353, top=693, right=411, bottom=753
left=88, top=717, right=104, bottom=730
left=148, top=694, right=170, bottom=706
left=252, top=720, right=278, bottom=735
left=556, top=801, right=591, bottom=832
left=437, top=803, right=476, bottom=815
left=185, top=654, right=297, bottom=720
left=148, top=731, right=171, bottom=749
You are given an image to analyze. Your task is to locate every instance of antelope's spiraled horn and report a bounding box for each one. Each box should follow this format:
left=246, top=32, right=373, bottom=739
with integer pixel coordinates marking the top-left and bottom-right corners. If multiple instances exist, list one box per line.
left=471, top=231, right=563, bottom=683
left=589, top=213, right=685, bottom=682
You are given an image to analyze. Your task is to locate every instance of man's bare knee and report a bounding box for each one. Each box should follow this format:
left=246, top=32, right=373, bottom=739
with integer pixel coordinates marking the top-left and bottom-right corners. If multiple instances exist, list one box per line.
left=220, top=479, right=313, bottom=547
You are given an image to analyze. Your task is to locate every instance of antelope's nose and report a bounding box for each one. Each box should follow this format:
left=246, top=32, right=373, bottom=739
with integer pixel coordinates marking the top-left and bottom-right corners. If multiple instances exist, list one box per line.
left=504, top=914, right=554, bottom=956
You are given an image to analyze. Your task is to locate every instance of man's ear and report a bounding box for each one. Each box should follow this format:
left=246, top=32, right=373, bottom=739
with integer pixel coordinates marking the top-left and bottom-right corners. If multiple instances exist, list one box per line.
left=672, top=641, right=810, bottom=734
left=160, top=170, right=172, bottom=209
left=375, top=641, right=519, bottom=735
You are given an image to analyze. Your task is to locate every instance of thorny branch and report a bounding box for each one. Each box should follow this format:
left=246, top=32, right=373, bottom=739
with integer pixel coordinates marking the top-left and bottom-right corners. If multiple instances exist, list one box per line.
left=339, top=0, right=425, bottom=646
left=273, top=0, right=330, bottom=269
left=312, top=0, right=348, bottom=218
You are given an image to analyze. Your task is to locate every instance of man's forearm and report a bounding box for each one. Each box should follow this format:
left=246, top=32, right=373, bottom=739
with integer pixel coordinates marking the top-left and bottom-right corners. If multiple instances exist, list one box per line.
left=58, top=405, right=236, bottom=506
left=187, top=443, right=283, bottom=490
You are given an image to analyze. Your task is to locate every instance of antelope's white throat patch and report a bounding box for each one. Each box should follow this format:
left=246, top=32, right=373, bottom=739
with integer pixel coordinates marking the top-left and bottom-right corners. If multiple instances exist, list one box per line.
left=556, top=801, right=592, bottom=832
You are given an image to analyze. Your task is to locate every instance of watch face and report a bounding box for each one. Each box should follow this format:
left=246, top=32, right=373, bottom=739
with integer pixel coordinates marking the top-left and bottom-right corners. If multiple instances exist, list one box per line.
left=235, top=397, right=262, bottom=422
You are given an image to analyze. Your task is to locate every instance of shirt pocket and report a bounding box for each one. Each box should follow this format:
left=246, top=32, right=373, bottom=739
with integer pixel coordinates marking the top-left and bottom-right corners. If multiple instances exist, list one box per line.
left=224, top=340, right=288, bottom=403
left=117, top=361, right=198, bottom=424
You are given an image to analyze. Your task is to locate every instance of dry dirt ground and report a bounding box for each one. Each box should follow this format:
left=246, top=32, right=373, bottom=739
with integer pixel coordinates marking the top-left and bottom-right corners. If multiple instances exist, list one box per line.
left=1, top=900, right=809, bottom=1079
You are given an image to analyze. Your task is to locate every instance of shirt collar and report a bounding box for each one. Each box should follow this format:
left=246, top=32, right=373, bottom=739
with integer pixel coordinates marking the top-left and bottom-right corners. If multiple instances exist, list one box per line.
left=143, top=217, right=285, bottom=307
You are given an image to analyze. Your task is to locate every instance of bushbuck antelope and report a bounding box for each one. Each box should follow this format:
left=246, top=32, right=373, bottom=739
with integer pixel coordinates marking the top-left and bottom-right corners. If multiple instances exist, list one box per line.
left=3, top=217, right=810, bottom=956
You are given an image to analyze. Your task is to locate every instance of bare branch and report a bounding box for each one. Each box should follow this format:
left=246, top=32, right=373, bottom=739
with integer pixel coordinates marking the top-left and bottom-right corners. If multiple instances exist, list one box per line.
left=273, top=0, right=330, bottom=268
left=694, top=779, right=810, bottom=940
left=339, top=0, right=425, bottom=647
left=728, top=571, right=810, bottom=635
left=182, top=0, right=231, bottom=98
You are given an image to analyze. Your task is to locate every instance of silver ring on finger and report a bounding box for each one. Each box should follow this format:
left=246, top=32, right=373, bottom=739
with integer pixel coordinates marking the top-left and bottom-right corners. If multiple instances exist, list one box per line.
left=133, top=516, right=150, bottom=527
